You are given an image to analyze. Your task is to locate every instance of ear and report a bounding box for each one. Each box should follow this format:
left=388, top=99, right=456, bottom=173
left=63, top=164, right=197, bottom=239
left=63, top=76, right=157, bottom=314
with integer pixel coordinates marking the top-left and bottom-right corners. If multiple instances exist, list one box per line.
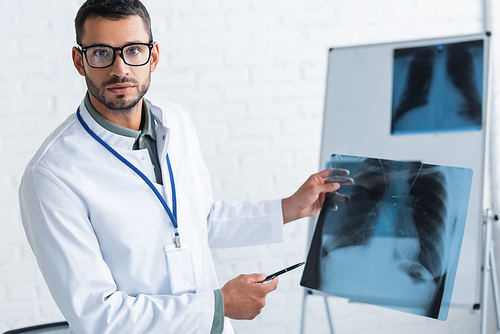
left=150, top=42, right=160, bottom=73
left=72, top=46, right=86, bottom=76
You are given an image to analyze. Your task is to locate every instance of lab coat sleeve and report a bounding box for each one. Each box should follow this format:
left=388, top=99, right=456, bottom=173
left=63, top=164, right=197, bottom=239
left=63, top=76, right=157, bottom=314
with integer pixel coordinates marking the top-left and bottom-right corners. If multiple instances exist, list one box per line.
left=207, top=199, right=284, bottom=248
left=193, top=153, right=285, bottom=248
left=19, top=165, right=216, bottom=334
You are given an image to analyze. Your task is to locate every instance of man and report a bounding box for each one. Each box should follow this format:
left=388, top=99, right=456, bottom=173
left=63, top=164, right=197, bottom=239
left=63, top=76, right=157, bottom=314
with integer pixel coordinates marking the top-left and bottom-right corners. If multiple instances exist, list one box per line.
left=18, top=1, right=347, bottom=333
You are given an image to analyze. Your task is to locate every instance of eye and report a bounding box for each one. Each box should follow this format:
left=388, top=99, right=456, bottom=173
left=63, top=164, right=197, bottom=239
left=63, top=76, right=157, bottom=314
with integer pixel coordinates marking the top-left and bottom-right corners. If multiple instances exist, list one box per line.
left=125, top=45, right=143, bottom=57
left=92, top=47, right=111, bottom=58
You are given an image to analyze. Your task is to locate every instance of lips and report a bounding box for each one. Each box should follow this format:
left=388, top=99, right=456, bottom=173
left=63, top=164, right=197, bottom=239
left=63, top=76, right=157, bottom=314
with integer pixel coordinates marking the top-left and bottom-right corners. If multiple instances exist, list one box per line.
left=107, top=84, right=134, bottom=94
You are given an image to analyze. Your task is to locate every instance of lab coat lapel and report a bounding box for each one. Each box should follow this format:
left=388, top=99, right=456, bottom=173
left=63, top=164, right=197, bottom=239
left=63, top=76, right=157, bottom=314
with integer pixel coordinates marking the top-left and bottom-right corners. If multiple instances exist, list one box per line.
left=149, top=100, right=174, bottom=213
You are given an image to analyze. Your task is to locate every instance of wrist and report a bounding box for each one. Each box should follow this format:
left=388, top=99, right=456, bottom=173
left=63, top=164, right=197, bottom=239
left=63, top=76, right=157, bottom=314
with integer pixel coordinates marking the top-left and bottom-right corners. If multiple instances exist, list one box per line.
left=220, top=287, right=228, bottom=317
left=282, top=197, right=298, bottom=224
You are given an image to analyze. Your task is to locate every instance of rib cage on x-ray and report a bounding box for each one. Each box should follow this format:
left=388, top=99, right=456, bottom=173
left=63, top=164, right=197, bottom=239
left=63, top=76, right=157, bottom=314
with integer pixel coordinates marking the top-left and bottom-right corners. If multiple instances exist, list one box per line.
left=322, top=159, right=448, bottom=282
left=407, top=164, right=447, bottom=282
left=391, top=40, right=483, bottom=134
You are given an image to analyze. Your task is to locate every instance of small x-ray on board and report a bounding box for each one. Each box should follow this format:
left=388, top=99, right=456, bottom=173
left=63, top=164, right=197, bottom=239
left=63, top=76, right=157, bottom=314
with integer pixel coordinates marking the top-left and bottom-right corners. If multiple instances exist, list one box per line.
left=300, top=155, right=473, bottom=320
left=391, top=40, right=484, bottom=135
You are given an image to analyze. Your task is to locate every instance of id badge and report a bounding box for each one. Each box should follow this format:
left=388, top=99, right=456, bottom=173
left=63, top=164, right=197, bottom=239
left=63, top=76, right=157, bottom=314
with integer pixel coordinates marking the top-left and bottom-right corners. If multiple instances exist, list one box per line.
left=164, top=243, right=197, bottom=294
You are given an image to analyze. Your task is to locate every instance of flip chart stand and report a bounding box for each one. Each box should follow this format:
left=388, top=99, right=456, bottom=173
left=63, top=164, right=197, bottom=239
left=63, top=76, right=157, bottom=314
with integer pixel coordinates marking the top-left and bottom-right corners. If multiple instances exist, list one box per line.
left=480, top=208, right=500, bottom=334
left=300, top=289, right=334, bottom=334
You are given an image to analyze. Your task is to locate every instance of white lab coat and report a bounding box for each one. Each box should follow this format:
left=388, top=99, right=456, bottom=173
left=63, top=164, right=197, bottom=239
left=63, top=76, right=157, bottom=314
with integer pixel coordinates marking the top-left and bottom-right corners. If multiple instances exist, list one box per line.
left=19, top=98, right=284, bottom=334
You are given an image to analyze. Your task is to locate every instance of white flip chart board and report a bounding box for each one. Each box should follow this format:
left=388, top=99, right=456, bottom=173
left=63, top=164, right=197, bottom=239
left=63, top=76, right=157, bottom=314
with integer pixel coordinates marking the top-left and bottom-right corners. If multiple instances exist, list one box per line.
left=316, top=33, right=490, bottom=307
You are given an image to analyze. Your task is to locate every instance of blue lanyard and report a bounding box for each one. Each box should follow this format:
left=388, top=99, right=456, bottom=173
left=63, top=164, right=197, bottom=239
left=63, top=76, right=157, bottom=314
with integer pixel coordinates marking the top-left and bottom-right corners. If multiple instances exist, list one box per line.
left=76, top=108, right=181, bottom=247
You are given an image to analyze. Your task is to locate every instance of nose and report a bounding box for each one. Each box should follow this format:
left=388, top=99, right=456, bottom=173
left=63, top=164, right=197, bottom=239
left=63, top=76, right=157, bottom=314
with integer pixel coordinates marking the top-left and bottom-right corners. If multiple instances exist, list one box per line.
left=109, top=51, right=130, bottom=77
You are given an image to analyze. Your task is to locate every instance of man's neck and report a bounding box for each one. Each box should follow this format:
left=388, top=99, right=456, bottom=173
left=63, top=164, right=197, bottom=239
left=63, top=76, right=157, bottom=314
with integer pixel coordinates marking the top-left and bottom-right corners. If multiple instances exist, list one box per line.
left=88, top=94, right=143, bottom=131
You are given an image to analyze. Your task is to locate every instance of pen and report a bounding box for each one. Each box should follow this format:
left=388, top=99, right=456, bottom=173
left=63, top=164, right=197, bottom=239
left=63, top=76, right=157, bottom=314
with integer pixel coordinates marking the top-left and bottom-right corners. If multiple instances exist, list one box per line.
left=260, top=261, right=306, bottom=283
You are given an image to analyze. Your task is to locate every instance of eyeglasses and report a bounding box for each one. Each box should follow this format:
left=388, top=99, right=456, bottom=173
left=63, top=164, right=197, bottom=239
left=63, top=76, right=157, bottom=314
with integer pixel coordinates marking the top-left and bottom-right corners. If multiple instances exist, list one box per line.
left=78, top=42, right=154, bottom=68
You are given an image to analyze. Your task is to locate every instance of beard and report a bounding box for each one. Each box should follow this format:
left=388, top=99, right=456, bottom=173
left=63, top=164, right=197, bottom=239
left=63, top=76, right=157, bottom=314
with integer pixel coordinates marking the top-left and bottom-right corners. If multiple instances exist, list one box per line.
left=85, top=71, right=151, bottom=112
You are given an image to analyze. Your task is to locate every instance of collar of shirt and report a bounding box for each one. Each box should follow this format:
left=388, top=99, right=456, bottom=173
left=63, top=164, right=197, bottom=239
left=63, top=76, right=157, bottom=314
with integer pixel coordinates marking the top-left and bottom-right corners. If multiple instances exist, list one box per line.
left=84, top=92, right=156, bottom=147
left=83, top=92, right=163, bottom=184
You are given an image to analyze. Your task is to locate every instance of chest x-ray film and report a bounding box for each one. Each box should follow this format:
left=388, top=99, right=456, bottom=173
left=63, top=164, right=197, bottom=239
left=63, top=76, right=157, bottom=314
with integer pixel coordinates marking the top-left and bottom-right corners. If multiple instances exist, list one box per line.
left=300, top=155, right=473, bottom=320
left=391, top=39, right=483, bottom=135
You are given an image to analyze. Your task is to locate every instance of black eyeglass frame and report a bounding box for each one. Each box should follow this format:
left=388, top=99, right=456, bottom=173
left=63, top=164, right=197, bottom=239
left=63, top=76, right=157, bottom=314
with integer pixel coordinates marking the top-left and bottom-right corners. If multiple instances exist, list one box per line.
left=78, top=42, right=154, bottom=69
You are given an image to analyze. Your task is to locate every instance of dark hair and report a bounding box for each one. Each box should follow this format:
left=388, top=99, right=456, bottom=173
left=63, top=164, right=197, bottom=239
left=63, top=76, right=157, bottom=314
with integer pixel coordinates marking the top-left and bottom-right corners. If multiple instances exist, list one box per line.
left=75, top=0, right=153, bottom=45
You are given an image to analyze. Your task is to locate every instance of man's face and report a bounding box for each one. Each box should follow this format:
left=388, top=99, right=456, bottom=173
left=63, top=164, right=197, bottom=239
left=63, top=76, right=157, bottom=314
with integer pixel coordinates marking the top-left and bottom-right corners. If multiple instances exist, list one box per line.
left=72, top=15, right=159, bottom=112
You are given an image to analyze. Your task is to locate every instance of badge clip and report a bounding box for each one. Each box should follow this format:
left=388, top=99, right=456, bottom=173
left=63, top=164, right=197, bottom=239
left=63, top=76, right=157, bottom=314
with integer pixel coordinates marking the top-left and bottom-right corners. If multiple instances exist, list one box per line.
left=173, top=228, right=181, bottom=248
left=173, top=235, right=181, bottom=248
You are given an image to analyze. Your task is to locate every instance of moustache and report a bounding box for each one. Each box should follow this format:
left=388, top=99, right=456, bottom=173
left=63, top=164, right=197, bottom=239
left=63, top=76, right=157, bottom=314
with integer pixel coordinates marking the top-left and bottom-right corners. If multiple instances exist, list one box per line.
left=102, top=76, right=139, bottom=88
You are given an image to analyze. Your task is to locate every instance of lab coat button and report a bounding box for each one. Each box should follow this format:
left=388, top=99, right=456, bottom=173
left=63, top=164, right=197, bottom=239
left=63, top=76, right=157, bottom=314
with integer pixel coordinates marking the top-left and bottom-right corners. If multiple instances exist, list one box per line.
left=162, top=135, right=165, bottom=140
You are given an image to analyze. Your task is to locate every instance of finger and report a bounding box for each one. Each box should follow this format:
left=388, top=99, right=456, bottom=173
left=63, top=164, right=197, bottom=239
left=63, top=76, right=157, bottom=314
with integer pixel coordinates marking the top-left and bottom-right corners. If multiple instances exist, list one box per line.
left=318, top=182, right=340, bottom=193
left=329, top=192, right=350, bottom=202
left=329, top=168, right=350, bottom=176
left=316, top=168, right=331, bottom=179
left=262, top=276, right=279, bottom=293
left=327, top=203, right=338, bottom=211
left=330, top=176, right=354, bottom=185
left=318, top=192, right=326, bottom=206
left=246, top=273, right=267, bottom=283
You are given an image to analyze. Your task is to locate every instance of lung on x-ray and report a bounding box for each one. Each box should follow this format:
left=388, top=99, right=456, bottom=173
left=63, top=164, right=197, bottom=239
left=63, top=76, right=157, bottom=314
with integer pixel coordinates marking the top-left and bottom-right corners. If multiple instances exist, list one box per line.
left=300, top=154, right=473, bottom=320
left=391, top=40, right=483, bottom=135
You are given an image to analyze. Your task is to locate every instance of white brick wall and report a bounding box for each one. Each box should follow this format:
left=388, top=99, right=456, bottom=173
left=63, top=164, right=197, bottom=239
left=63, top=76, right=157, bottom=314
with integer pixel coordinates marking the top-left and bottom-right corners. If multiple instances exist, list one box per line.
left=1, top=0, right=498, bottom=333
